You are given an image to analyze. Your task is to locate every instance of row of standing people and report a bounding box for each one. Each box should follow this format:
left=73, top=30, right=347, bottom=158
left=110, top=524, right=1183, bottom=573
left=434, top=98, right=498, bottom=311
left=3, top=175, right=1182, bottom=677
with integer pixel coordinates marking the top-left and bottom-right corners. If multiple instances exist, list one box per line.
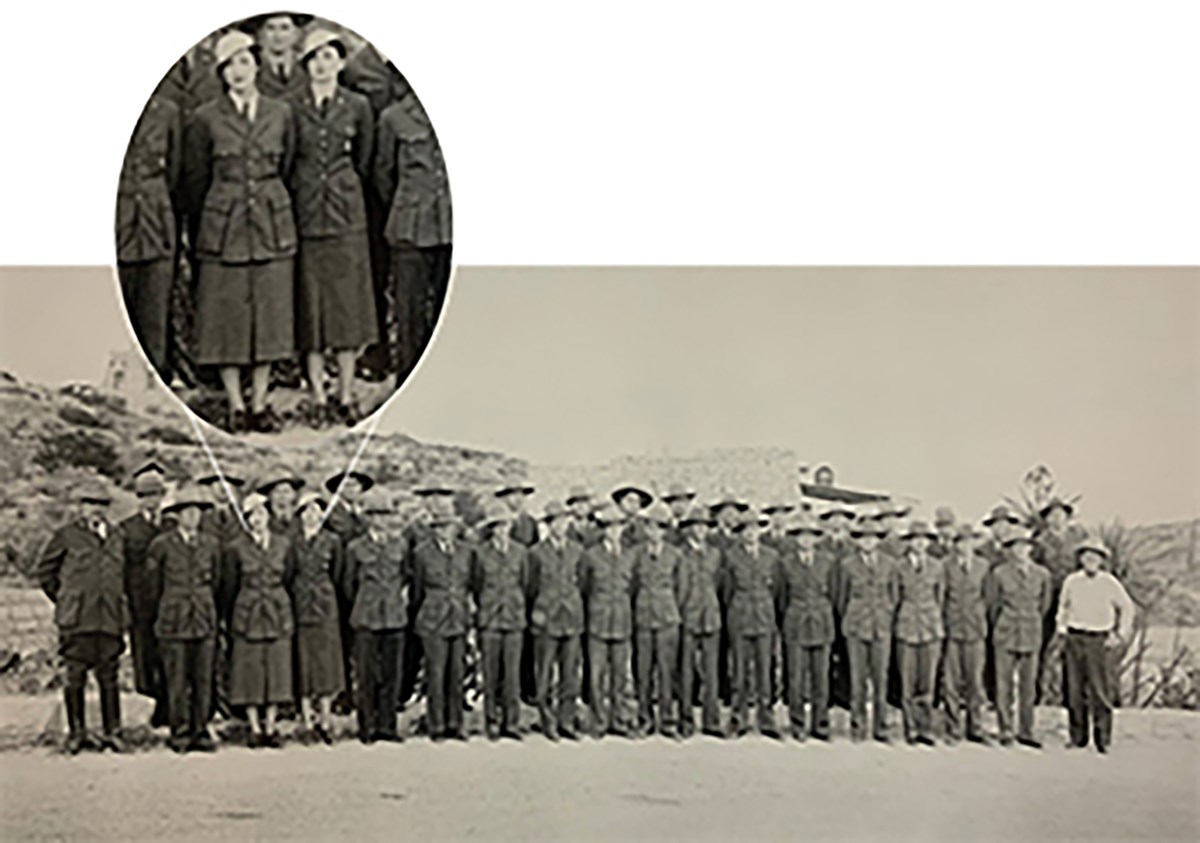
left=38, top=465, right=1133, bottom=755
left=117, top=15, right=451, bottom=431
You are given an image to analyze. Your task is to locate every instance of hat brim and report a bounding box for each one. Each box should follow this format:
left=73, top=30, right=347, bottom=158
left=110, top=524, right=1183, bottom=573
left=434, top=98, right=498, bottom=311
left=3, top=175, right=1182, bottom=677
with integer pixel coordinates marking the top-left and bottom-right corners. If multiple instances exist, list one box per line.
left=565, top=495, right=592, bottom=505
left=79, top=495, right=113, bottom=505
left=679, top=518, right=712, bottom=529
left=415, top=487, right=456, bottom=497
left=982, top=515, right=1022, bottom=527
left=496, top=486, right=535, bottom=498
left=710, top=501, right=749, bottom=514
left=901, top=531, right=939, bottom=542
left=1039, top=502, right=1075, bottom=520
left=1001, top=537, right=1036, bottom=549
left=135, top=488, right=166, bottom=498
left=1075, top=545, right=1110, bottom=560
left=301, top=36, right=346, bottom=64
left=611, top=488, right=652, bottom=509
left=162, top=499, right=215, bottom=515
left=197, top=474, right=245, bottom=487
left=325, top=472, right=375, bottom=494
left=257, top=477, right=305, bottom=495
left=819, top=509, right=856, bottom=520
left=662, top=493, right=697, bottom=503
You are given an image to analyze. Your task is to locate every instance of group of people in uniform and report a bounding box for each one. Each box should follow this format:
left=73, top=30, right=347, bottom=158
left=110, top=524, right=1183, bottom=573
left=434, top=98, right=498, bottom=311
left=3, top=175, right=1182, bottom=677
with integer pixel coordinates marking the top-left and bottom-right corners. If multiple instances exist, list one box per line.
left=36, top=462, right=1135, bottom=756
left=116, top=13, right=451, bottom=432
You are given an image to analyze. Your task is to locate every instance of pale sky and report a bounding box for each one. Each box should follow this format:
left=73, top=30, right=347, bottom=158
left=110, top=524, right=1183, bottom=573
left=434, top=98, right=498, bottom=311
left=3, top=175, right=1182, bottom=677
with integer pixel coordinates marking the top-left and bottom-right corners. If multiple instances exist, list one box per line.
left=1, top=266, right=1197, bottom=526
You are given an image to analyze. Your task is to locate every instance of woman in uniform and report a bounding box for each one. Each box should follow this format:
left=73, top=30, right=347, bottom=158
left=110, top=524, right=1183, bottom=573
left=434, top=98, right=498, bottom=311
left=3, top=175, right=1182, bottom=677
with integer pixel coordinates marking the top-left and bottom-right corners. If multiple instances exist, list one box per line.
left=289, top=492, right=345, bottom=743
left=290, top=28, right=378, bottom=426
left=184, top=30, right=298, bottom=434
left=226, top=493, right=296, bottom=747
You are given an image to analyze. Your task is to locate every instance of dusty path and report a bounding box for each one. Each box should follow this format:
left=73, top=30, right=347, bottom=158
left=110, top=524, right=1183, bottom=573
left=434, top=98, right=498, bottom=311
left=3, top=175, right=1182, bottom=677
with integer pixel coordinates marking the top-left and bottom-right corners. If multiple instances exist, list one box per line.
left=2, top=710, right=1197, bottom=841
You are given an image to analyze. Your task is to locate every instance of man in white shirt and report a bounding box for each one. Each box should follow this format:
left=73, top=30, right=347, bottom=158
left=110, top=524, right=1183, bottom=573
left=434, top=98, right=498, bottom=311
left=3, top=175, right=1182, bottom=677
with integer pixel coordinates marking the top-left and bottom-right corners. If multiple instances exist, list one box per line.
left=1056, top=537, right=1135, bottom=754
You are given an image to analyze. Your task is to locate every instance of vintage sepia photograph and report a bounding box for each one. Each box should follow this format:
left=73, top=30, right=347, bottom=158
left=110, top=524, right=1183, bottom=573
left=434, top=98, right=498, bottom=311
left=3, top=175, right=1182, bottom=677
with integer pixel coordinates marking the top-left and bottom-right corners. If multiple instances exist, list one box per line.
left=115, top=12, right=452, bottom=437
left=0, top=265, right=1196, bottom=840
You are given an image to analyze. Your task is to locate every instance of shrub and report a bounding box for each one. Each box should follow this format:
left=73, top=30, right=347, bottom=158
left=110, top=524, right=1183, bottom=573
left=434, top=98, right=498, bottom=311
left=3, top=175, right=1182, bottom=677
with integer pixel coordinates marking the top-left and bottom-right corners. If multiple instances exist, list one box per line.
left=140, top=425, right=194, bottom=446
left=32, top=431, right=121, bottom=479
left=57, top=404, right=107, bottom=429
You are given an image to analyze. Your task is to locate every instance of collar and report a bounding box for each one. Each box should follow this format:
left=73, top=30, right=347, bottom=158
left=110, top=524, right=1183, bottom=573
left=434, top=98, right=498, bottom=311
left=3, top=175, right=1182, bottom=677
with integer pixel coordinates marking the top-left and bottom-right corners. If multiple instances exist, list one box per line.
left=228, top=88, right=260, bottom=119
left=178, top=527, right=196, bottom=545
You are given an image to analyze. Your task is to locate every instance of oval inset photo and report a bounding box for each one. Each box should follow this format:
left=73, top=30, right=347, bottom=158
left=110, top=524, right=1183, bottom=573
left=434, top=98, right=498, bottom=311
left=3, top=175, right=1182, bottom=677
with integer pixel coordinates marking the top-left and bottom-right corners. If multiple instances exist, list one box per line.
left=115, top=11, right=452, bottom=437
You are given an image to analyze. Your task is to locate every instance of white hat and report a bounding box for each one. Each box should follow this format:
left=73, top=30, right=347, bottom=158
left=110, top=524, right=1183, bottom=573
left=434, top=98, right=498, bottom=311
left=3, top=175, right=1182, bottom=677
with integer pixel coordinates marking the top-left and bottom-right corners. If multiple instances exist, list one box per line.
left=214, top=31, right=257, bottom=67
left=300, top=28, right=345, bottom=62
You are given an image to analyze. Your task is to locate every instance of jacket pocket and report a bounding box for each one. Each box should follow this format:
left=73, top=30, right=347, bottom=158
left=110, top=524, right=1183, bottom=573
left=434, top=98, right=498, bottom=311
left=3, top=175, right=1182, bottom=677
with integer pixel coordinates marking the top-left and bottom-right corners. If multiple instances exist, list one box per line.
left=268, top=190, right=297, bottom=253
left=197, top=191, right=235, bottom=255
left=56, top=594, right=83, bottom=629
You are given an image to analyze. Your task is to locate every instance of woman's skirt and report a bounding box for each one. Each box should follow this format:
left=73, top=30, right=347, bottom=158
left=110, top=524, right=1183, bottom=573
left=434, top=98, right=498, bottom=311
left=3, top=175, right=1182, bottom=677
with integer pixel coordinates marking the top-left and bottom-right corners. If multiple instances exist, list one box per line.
left=296, top=232, right=378, bottom=353
left=229, top=637, right=293, bottom=706
left=195, top=258, right=295, bottom=366
left=295, top=620, right=346, bottom=697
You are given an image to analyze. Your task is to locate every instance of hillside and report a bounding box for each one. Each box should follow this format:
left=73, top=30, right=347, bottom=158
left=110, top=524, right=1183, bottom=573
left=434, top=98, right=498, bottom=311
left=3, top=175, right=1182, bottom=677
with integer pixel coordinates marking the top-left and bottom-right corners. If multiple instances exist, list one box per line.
left=0, top=371, right=528, bottom=581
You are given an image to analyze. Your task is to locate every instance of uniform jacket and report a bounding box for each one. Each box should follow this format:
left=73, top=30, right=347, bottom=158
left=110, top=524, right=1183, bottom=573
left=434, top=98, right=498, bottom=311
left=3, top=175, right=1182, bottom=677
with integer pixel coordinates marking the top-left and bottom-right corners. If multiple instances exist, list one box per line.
left=471, top=538, right=528, bottom=632
left=528, top=538, right=585, bottom=637
left=928, top=535, right=956, bottom=559
left=836, top=549, right=900, bottom=642
left=411, top=537, right=473, bottom=638
left=723, top=542, right=779, bottom=638
left=579, top=540, right=634, bottom=639
left=345, top=533, right=409, bottom=631
left=631, top=541, right=682, bottom=630
left=880, top=535, right=905, bottom=559
left=775, top=547, right=838, bottom=647
left=257, top=57, right=308, bottom=102
left=184, top=94, right=298, bottom=264
left=894, top=552, right=945, bottom=643
left=942, top=550, right=990, bottom=642
left=567, top=521, right=602, bottom=549
left=676, top=539, right=723, bottom=635
left=707, top=529, right=738, bottom=553
left=288, top=86, right=374, bottom=238
left=986, top=561, right=1052, bottom=654
left=119, top=511, right=172, bottom=626
left=374, top=98, right=452, bottom=247
left=977, top=538, right=1010, bottom=570
left=269, top=512, right=299, bottom=539
left=620, top=519, right=649, bottom=550
left=816, top=534, right=856, bottom=562
left=117, top=96, right=181, bottom=263
left=342, top=45, right=412, bottom=116
left=227, top=532, right=295, bottom=641
left=146, top=529, right=221, bottom=640
left=200, top=505, right=241, bottom=616
left=761, top=530, right=793, bottom=555
left=509, top=512, right=540, bottom=547
left=37, top=521, right=129, bottom=637
left=288, top=530, right=342, bottom=626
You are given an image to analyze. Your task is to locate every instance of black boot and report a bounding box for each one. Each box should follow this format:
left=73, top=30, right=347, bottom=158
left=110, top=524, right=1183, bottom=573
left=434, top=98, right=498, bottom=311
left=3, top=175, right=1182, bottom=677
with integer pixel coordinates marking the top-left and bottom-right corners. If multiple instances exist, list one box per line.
left=98, top=684, right=126, bottom=753
left=64, top=686, right=88, bottom=754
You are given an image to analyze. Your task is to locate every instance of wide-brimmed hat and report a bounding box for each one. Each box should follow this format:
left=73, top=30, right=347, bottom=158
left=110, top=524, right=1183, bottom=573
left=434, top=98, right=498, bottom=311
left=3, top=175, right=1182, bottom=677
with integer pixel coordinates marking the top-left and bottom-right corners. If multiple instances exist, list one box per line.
left=1001, top=534, right=1036, bottom=550
left=360, top=488, right=394, bottom=516
left=256, top=467, right=305, bottom=496
left=214, top=30, right=259, bottom=68
left=732, top=509, right=769, bottom=532
left=819, top=502, right=857, bottom=521
left=591, top=503, right=625, bottom=527
left=786, top=512, right=825, bottom=536
left=611, top=483, right=653, bottom=510
left=901, top=520, right=939, bottom=541
left=564, top=485, right=593, bottom=505
left=134, top=472, right=167, bottom=497
left=241, top=492, right=269, bottom=517
left=850, top=519, right=887, bottom=538
left=132, top=460, right=166, bottom=480
left=542, top=501, right=572, bottom=523
left=641, top=502, right=674, bottom=528
left=662, top=483, right=697, bottom=503
left=762, top=502, right=796, bottom=516
left=934, top=506, right=956, bottom=527
left=1039, top=498, right=1075, bottom=521
left=415, top=478, right=457, bottom=497
left=494, top=482, right=534, bottom=498
left=294, top=491, right=327, bottom=516
left=76, top=482, right=113, bottom=506
left=299, top=27, right=346, bottom=62
left=709, top=490, right=749, bottom=515
left=1074, top=537, right=1111, bottom=560
left=982, top=505, right=1023, bottom=527
left=677, top=505, right=712, bottom=529
left=161, top=484, right=214, bottom=516
left=879, top=501, right=911, bottom=518
left=480, top=501, right=514, bottom=530
left=236, top=12, right=314, bottom=34
left=429, top=511, right=460, bottom=528
left=325, top=470, right=374, bottom=494
left=196, top=471, right=245, bottom=488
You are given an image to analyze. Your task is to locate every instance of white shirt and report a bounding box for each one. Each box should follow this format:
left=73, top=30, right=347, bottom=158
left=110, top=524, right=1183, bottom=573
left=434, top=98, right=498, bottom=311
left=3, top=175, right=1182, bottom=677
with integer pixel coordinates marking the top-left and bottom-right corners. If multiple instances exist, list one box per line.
left=229, top=89, right=260, bottom=121
left=1056, top=570, right=1135, bottom=639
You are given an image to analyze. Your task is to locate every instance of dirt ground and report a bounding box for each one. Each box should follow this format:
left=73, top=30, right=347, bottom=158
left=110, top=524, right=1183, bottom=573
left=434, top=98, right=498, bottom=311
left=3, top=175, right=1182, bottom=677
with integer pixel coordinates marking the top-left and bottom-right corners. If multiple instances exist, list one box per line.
left=1, top=706, right=1197, bottom=842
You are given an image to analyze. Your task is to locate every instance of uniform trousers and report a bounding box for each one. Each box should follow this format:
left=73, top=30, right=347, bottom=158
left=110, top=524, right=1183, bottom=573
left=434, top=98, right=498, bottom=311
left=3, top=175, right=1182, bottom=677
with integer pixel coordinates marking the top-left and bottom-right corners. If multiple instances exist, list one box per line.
left=942, top=639, right=986, bottom=739
left=1064, top=630, right=1115, bottom=750
left=60, top=633, right=124, bottom=735
left=421, top=634, right=465, bottom=737
left=636, top=628, right=679, bottom=732
left=847, top=636, right=892, bottom=738
left=535, top=633, right=581, bottom=735
left=160, top=637, right=215, bottom=740
left=898, top=641, right=940, bottom=740
left=733, top=633, right=775, bottom=732
left=678, top=630, right=721, bottom=733
left=388, top=243, right=452, bottom=378
left=588, top=636, right=631, bottom=734
left=480, top=630, right=523, bottom=732
left=995, top=647, right=1039, bottom=741
left=785, top=641, right=831, bottom=737
left=355, top=629, right=403, bottom=737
